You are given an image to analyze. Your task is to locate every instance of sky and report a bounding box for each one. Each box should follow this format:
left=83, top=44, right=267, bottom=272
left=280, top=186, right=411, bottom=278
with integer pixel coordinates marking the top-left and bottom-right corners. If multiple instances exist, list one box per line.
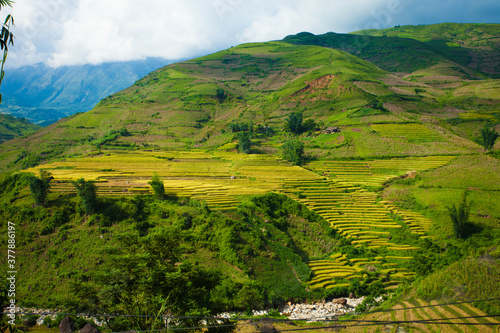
left=4, top=0, right=500, bottom=69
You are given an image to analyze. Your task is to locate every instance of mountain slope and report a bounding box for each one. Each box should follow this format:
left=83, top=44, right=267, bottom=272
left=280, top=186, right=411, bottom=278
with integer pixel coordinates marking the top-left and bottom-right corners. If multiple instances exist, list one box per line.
left=0, top=113, right=40, bottom=143
left=0, top=26, right=499, bottom=172
left=352, top=23, right=500, bottom=77
left=282, top=31, right=450, bottom=74
left=0, top=58, right=169, bottom=125
left=0, top=41, right=389, bottom=166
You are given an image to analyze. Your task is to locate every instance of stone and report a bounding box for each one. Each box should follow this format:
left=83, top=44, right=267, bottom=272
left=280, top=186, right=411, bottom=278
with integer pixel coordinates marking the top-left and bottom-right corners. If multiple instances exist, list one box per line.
left=59, top=317, right=76, bottom=333
left=331, top=298, right=347, bottom=306
left=258, top=324, right=277, bottom=333
left=349, top=293, right=355, bottom=298
left=79, top=324, right=99, bottom=333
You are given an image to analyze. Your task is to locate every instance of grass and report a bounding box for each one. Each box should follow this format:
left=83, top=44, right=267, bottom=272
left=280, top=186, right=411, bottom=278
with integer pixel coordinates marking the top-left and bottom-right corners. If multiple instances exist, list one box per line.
left=416, top=258, right=500, bottom=315
left=352, top=23, right=500, bottom=78
left=371, top=123, right=445, bottom=143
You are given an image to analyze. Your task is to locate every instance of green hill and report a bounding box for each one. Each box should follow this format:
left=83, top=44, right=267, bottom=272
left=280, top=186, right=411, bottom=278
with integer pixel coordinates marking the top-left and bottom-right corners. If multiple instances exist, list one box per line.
left=0, top=113, right=40, bottom=143
left=282, top=31, right=450, bottom=74
left=1, top=32, right=499, bottom=171
left=352, top=23, right=500, bottom=77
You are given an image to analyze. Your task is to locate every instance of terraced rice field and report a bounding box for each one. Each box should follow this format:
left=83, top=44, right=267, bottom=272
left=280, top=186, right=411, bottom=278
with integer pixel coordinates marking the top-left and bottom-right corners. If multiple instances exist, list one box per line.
left=307, top=253, right=415, bottom=290
left=25, top=150, right=319, bottom=211
left=280, top=174, right=440, bottom=250
left=381, top=200, right=433, bottom=235
left=306, top=156, right=455, bottom=187
left=372, top=123, right=446, bottom=143
left=339, top=298, right=500, bottom=332
left=25, top=150, right=455, bottom=291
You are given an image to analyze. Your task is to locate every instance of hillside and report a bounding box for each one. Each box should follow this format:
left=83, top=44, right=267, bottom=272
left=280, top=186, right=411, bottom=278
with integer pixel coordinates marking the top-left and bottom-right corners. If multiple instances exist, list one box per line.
left=0, top=24, right=499, bottom=332
left=0, top=113, right=40, bottom=143
left=1, top=34, right=499, bottom=171
left=352, top=23, right=500, bottom=77
left=0, top=58, right=168, bottom=126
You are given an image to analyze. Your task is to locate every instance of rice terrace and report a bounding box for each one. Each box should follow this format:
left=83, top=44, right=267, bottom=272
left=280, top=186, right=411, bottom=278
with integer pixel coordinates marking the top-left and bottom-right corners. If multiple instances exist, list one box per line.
left=1, top=21, right=500, bottom=333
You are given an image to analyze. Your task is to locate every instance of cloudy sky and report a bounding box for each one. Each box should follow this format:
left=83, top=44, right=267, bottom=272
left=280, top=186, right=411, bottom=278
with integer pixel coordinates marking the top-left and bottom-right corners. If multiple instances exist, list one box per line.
left=4, top=0, right=500, bottom=68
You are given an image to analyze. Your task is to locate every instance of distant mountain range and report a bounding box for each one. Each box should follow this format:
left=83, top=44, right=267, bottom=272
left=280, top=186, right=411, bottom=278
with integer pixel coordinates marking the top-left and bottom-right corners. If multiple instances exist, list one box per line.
left=0, top=58, right=170, bottom=126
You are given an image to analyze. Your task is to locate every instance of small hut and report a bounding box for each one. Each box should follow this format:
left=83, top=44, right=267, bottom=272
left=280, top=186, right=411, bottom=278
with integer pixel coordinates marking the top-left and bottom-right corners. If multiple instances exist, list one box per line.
left=323, top=126, right=341, bottom=134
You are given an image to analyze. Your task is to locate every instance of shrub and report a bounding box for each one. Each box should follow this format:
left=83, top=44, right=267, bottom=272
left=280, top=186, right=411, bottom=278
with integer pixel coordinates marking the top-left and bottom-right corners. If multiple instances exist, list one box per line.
left=447, top=191, right=472, bottom=239
left=282, top=139, right=304, bottom=166
left=28, top=170, right=52, bottom=205
left=216, top=88, right=227, bottom=103
left=148, top=173, right=165, bottom=200
left=480, top=126, right=499, bottom=151
left=73, top=178, right=98, bottom=215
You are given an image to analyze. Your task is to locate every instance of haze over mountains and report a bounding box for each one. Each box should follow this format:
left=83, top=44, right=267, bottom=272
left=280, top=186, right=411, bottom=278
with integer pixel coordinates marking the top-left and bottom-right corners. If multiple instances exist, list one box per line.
left=0, top=58, right=169, bottom=126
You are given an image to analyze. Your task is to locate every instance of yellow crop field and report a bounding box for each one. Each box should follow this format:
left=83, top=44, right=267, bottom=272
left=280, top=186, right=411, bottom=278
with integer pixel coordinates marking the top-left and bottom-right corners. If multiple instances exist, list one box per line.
left=23, top=149, right=453, bottom=290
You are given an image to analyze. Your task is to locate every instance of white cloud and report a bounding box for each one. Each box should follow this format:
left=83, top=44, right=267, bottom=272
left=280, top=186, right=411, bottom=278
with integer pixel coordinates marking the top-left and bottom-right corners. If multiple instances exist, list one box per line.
left=5, top=0, right=496, bottom=68
left=236, top=0, right=392, bottom=43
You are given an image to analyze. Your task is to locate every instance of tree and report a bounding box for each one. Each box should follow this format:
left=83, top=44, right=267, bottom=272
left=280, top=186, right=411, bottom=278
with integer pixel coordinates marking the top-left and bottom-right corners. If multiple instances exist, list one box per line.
left=69, top=228, right=231, bottom=332
left=148, top=173, right=165, bottom=200
left=28, top=170, right=52, bottom=206
left=73, top=178, right=98, bottom=215
left=480, top=127, right=499, bottom=151
left=282, top=139, right=305, bottom=166
left=216, top=88, right=227, bottom=103
left=302, top=118, right=317, bottom=132
left=237, top=131, right=251, bottom=154
left=285, top=111, right=303, bottom=134
left=0, top=0, right=14, bottom=103
left=447, top=191, right=472, bottom=239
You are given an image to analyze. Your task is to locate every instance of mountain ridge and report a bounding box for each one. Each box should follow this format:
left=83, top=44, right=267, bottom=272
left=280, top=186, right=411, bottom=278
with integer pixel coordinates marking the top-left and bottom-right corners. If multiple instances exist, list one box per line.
left=0, top=58, right=170, bottom=125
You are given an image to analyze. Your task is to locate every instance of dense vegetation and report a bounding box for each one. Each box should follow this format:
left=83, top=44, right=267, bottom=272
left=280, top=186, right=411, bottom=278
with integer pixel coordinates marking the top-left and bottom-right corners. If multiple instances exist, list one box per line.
left=0, top=172, right=344, bottom=309
left=0, top=113, right=40, bottom=143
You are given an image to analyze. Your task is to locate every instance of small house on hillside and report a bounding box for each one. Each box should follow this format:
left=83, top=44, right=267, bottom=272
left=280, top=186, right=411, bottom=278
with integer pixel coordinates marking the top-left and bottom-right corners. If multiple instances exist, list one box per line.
left=323, top=126, right=341, bottom=134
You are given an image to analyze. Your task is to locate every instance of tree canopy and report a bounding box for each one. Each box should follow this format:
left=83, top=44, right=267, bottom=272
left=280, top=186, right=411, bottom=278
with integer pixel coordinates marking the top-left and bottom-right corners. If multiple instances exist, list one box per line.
left=69, top=228, right=232, bottom=332
left=447, top=191, right=472, bottom=239
left=480, top=127, right=499, bottom=151
left=28, top=170, right=52, bottom=206
left=282, top=139, right=305, bottom=166
left=72, top=178, right=98, bottom=215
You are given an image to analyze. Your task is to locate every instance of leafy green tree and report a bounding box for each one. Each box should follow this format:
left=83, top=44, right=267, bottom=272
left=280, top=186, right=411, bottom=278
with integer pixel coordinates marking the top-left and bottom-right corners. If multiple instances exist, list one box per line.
left=148, top=173, right=165, bottom=200
left=302, top=118, right=316, bottom=132
left=285, top=111, right=303, bottom=134
left=216, top=88, right=227, bottom=103
left=237, top=131, right=251, bottom=154
left=282, top=139, right=305, bottom=166
left=69, top=228, right=230, bottom=332
left=0, top=0, right=14, bottom=104
left=73, top=178, right=98, bottom=215
left=447, top=191, right=472, bottom=239
left=480, top=127, right=499, bottom=151
left=28, top=170, right=52, bottom=205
